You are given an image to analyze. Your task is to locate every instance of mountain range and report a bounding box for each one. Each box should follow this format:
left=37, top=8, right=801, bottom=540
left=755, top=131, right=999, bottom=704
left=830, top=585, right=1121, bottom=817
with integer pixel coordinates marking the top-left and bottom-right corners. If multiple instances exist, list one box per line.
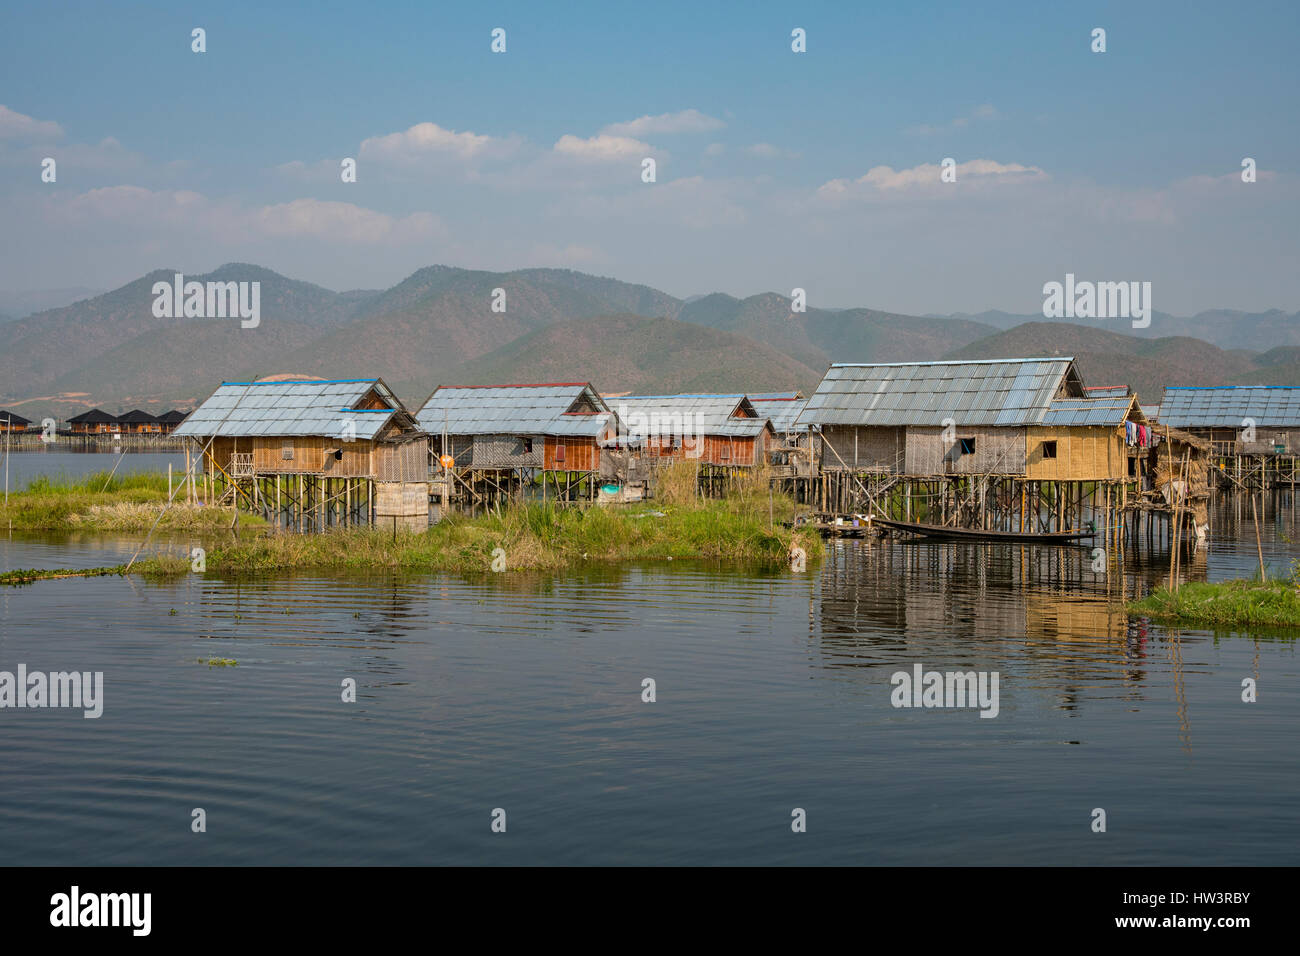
left=1, top=263, right=1296, bottom=422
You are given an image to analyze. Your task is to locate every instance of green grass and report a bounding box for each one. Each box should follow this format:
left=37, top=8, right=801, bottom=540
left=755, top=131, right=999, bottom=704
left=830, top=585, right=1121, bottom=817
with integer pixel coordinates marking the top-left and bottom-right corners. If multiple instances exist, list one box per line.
left=1129, top=578, right=1300, bottom=629
left=0, top=566, right=128, bottom=586
left=0, top=470, right=266, bottom=532
left=131, top=497, right=824, bottom=576
left=1, top=465, right=823, bottom=580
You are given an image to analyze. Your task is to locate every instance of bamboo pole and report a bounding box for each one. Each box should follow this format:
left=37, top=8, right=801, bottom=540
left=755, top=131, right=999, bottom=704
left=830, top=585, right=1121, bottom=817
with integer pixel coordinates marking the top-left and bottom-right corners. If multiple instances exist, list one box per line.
left=1252, top=491, right=1267, bottom=581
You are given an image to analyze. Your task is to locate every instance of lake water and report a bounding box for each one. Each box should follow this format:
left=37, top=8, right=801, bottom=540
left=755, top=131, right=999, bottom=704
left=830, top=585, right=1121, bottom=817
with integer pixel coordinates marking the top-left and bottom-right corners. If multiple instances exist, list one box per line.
left=1, top=449, right=186, bottom=491
left=1, top=471, right=1297, bottom=865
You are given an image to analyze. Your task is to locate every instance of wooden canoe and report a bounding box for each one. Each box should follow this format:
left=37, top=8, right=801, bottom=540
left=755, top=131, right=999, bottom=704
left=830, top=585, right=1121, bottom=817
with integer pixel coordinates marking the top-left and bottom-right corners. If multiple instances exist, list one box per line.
left=874, top=517, right=1094, bottom=544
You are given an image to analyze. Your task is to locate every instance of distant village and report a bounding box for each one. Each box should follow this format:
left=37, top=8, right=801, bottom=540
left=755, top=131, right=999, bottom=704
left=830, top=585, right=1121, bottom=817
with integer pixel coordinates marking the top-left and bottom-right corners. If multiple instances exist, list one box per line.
left=0, top=407, right=189, bottom=436
left=5, top=358, right=1298, bottom=551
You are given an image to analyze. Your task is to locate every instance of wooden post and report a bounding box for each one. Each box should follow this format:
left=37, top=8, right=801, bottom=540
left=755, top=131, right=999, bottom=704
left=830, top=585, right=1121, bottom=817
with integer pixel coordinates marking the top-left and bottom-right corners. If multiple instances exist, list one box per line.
left=1252, top=491, right=1267, bottom=581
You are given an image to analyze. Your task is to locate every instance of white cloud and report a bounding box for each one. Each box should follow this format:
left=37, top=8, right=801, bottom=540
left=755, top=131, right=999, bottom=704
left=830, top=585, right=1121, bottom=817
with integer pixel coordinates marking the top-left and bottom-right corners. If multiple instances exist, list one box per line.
left=0, top=105, right=63, bottom=141
left=553, top=133, right=653, bottom=162
left=704, top=143, right=725, bottom=157
left=817, top=158, right=1046, bottom=200
left=602, top=109, right=723, bottom=137
left=359, top=122, right=507, bottom=164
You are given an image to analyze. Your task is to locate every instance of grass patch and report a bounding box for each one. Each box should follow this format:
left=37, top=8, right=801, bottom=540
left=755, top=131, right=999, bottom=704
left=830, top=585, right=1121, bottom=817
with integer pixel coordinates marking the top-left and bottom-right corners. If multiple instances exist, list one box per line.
left=0, top=470, right=265, bottom=532
left=0, top=566, right=127, bottom=586
left=3, top=463, right=823, bottom=580
left=133, top=495, right=823, bottom=576
left=1129, top=578, right=1300, bottom=629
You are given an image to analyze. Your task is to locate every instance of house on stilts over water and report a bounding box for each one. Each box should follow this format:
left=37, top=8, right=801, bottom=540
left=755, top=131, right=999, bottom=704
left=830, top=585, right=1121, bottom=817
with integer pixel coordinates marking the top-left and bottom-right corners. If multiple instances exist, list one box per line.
left=416, top=382, right=621, bottom=508
left=174, top=377, right=429, bottom=531
left=608, top=393, right=777, bottom=498
left=795, top=357, right=1209, bottom=549
left=1157, top=385, right=1300, bottom=491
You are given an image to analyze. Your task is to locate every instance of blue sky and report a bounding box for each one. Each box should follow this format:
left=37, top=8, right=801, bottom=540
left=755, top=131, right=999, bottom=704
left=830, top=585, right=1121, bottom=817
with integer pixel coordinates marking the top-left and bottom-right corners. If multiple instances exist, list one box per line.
left=2, top=0, right=1297, bottom=314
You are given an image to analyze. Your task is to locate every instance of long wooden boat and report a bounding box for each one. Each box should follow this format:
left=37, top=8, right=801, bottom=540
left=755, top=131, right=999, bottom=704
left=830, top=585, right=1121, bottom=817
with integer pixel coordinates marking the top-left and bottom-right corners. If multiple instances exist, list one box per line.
left=874, top=517, right=1094, bottom=544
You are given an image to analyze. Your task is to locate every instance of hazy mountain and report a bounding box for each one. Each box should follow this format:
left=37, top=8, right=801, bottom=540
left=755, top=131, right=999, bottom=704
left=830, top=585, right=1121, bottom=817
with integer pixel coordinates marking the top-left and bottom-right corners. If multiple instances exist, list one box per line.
left=0, top=286, right=105, bottom=320
left=414, top=314, right=823, bottom=403
left=678, top=292, right=996, bottom=371
left=938, top=308, right=1300, bottom=352
left=0, top=264, right=373, bottom=404
left=944, top=322, right=1261, bottom=400
left=3, top=261, right=1295, bottom=423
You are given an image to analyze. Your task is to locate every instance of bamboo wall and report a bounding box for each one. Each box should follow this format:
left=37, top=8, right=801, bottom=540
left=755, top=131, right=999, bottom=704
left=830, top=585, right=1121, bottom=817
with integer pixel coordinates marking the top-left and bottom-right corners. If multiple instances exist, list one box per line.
left=819, top=425, right=902, bottom=472
left=905, top=426, right=1027, bottom=476
left=1025, top=426, right=1123, bottom=481
left=209, top=436, right=375, bottom=477
left=374, top=439, right=427, bottom=482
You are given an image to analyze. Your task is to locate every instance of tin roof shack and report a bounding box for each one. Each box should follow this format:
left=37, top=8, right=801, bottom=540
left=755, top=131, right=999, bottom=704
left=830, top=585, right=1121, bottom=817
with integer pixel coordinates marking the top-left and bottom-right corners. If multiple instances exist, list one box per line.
left=796, top=358, right=1088, bottom=476
left=1159, top=386, right=1300, bottom=492
left=67, top=408, right=118, bottom=434
left=609, top=393, right=776, bottom=499
left=613, top=393, right=775, bottom=466
left=175, top=378, right=427, bottom=531
left=416, top=383, right=619, bottom=505
left=0, top=410, right=31, bottom=433
left=116, top=409, right=162, bottom=434
left=795, top=358, right=1156, bottom=532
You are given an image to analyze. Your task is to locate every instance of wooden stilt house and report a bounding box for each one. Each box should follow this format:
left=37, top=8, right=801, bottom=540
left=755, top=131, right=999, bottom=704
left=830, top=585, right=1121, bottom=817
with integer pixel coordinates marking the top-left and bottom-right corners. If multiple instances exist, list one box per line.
left=796, top=358, right=1203, bottom=538
left=416, top=382, right=620, bottom=505
left=174, top=377, right=428, bottom=531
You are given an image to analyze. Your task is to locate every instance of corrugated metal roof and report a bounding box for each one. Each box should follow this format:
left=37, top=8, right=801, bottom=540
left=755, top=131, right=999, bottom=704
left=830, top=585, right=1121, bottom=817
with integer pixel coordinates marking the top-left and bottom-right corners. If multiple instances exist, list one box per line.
left=795, top=359, right=1079, bottom=427
left=612, top=394, right=771, bottom=438
left=750, top=397, right=808, bottom=432
left=1159, top=386, right=1300, bottom=428
left=1040, top=396, right=1132, bottom=427
left=417, top=383, right=614, bottom=437
left=174, top=379, right=412, bottom=440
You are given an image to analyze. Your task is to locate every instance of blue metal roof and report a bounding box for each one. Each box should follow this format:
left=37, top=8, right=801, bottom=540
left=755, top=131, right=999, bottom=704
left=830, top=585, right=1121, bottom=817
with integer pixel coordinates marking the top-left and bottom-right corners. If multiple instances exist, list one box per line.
left=1040, top=396, right=1134, bottom=427
left=174, top=378, right=414, bottom=440
left=1159, top=386, right=1300, bottom=428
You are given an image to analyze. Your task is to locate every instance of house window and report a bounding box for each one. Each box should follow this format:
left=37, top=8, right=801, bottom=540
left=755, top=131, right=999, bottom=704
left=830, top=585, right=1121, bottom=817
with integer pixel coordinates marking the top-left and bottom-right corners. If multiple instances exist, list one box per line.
left=959, top=438, right=976, bottom=456
left=523, top=438, right=533, bottom=454
left=1042, top=440, right=1058, bottom=460
left=555, top=444, right=565, bottom=463
left=721, top=442, right=731, bottom=460
left=282, top=442, right=294, bottom=460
